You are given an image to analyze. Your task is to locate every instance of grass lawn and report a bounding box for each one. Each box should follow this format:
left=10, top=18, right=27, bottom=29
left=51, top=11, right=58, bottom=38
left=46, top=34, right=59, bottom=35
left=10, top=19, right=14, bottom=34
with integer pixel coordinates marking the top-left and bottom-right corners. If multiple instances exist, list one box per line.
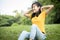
left=0, top=24, right=60, bottom=40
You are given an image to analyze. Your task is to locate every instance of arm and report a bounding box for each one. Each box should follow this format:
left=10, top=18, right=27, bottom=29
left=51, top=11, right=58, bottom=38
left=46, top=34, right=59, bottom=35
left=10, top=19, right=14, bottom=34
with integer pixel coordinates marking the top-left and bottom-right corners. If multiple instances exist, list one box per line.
left=41, top=5, right=54, bottom=14
left=24, top=9, right=32, bottom=18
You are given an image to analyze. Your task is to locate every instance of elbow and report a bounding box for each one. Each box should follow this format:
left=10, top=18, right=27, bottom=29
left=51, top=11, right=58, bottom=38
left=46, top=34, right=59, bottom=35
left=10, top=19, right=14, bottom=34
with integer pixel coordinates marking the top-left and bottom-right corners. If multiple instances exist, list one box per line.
left=24, top=13, right=28, bottom=17
left=51, top=5, right=54, bottom=8
left=49, top=5, right=54, bottom=10
left=24, top=13, right=26, bottom=16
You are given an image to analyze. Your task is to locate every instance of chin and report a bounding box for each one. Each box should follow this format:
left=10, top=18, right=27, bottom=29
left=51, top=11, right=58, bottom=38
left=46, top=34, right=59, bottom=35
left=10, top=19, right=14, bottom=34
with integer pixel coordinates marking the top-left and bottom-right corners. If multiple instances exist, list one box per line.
left=33, top=11, right=37, bottom=13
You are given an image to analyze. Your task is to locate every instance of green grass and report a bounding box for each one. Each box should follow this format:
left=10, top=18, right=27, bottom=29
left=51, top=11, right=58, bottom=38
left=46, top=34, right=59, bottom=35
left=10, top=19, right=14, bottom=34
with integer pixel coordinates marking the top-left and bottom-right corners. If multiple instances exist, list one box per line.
left=0, top=24, right=60, bottom=40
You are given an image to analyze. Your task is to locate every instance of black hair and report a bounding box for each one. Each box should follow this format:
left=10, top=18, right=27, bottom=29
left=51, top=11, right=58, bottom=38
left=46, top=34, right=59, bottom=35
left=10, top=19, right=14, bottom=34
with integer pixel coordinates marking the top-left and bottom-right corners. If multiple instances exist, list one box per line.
left=31, top=2, right=42, bottom=19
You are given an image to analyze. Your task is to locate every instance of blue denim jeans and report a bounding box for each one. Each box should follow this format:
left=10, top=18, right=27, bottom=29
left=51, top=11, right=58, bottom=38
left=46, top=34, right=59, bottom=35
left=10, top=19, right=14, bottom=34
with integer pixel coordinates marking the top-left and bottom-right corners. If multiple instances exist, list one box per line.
left=18, top=24, right=46, bottom=40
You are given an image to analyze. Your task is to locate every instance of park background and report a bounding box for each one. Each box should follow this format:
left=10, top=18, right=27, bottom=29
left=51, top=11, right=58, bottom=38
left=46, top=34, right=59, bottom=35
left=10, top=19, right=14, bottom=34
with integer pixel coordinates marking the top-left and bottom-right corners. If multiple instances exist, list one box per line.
left=0, top=0, right=60, bottom=40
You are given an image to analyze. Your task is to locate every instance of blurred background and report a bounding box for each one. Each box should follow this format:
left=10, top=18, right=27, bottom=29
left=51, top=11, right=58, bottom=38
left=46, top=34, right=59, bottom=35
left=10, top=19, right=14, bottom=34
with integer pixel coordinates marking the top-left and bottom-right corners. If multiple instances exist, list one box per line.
left=0, top=0, right=60, bottom=40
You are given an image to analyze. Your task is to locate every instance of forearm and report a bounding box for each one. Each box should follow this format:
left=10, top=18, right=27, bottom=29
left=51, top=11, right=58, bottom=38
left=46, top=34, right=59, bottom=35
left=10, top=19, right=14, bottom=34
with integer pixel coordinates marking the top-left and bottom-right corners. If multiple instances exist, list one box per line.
left=41, top=5, right=54, bottom=14
left=25, top=9, right=32, bottom=14
left=24, top=9, right=32, bottom=17
left=42, top=5, right=54, bottom=9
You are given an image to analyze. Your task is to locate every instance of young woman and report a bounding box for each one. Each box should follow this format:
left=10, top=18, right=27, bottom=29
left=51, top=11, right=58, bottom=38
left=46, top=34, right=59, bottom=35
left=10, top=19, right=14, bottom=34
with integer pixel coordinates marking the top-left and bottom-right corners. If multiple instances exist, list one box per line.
left=18, top=2, right=54, bottom=40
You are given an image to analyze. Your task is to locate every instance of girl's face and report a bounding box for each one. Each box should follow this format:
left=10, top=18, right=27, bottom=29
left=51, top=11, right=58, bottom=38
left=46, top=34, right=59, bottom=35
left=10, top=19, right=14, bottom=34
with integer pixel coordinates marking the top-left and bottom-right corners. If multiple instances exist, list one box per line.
left=32, top=4, right=41, bottom=13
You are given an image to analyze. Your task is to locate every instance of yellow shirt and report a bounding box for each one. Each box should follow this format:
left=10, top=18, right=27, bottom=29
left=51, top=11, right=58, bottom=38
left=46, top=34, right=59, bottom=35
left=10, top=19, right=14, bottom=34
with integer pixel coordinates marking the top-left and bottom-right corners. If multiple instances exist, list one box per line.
left=29, top=10, right=46, bottom=33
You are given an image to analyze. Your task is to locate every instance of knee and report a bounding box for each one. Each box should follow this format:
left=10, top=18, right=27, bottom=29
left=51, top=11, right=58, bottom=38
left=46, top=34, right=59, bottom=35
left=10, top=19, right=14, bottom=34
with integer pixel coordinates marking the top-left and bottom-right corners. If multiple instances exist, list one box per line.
left=18, top=31, right=28, bottom=40
left=22, top=31, right=27, bottom=33
left=21, top=30, right=28, bottom=35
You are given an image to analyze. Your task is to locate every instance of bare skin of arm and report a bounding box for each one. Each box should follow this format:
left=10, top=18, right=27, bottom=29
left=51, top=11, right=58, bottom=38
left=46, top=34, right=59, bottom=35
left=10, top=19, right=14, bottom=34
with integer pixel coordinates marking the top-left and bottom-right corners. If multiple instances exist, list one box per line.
left=29, top=5, right=54, bottom=40
left=41, top=5, right=54, bottom=14
left=24, top=5, right=54, bottom=18
left=24, top=9, right=33, bottom=18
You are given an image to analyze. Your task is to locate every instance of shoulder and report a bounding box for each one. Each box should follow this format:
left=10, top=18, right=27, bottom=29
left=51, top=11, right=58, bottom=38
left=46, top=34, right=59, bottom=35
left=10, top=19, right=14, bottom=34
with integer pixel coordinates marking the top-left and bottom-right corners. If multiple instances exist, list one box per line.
left=41, top=9, right=47, bottom=15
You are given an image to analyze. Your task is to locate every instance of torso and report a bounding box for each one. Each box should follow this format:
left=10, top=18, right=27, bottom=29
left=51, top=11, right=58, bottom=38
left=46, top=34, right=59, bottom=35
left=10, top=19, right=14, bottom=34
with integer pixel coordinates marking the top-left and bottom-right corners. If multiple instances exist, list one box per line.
left=31, top=10, right=46, bottom=33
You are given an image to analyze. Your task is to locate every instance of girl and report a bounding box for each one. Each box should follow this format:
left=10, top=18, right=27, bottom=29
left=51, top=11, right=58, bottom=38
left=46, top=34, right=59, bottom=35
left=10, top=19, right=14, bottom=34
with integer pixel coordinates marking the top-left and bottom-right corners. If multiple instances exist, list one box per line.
left=18, top=2, right=54, bottom=40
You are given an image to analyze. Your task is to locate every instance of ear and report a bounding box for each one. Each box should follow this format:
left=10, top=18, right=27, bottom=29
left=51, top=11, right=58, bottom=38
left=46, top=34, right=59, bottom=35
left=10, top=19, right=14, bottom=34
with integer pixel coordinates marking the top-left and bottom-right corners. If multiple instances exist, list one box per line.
left=39, top=6, right=41, bottom=9
left=38, top=7, right=42, bottom=11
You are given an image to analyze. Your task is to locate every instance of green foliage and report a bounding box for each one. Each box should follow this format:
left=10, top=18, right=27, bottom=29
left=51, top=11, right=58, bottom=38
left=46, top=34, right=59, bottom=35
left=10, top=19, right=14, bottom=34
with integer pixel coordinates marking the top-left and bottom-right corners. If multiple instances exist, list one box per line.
left=38, top=0, right=55, bottom=24
left=15, top=16, right=32, bottom=25
left=38, top=0, right=60, bottom=24
left=13, top=10, right=32, bottom=25
left=0, top=15, right=15, bottom=26
left=45, top=10, right=56, bottom=24
left=20, top=16, right=32, bottom=25
left=0, top=24, right=60, bottom=40
left=51, top=0, right=60, bottom=23
left=0, top=0, right=60, bottom=27
left=0, top=14, right=32, bottom=27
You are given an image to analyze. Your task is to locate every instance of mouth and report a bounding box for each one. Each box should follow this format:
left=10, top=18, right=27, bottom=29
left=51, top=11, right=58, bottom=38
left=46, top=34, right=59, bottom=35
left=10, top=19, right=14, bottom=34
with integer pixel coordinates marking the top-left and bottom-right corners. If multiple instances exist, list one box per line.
left=33, top=11, right=36, bottom=13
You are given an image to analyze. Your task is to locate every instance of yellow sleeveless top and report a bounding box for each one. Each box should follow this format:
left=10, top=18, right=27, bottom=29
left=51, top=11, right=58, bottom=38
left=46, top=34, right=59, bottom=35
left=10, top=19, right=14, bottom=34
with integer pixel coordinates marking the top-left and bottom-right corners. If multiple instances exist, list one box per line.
left=29, top=10, right=46, bottom=33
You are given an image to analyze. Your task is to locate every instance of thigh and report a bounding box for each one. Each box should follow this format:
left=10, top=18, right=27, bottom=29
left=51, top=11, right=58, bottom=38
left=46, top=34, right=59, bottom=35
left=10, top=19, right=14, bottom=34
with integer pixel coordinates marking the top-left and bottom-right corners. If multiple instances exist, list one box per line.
left=23, top=31, right=30, bottom=38
left=30, top=24, right=37, bottom=40
left=18, top=31, right=30, bottom=40
left=36, top=27, right=46, bottom=40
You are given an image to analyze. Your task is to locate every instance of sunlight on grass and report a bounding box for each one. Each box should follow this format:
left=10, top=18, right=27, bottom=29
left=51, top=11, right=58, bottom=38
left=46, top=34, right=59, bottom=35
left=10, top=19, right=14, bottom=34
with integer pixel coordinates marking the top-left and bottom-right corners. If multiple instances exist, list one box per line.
left=0, top=24, right=60, bottom=40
